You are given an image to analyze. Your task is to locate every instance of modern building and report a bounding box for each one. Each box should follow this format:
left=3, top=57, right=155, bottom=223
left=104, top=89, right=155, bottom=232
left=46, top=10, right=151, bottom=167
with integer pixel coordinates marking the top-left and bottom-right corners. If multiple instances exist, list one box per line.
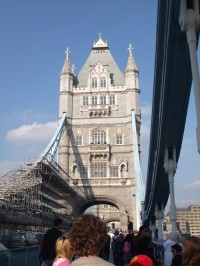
left=176, top=205, right=200, bottom=236
left=58, top=34, right=144, bottom=230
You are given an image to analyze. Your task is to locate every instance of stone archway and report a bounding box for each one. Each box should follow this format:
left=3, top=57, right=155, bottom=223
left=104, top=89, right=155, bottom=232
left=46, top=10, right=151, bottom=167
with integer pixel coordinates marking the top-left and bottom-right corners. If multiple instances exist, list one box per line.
left=70, top=195, right=129, bottom=230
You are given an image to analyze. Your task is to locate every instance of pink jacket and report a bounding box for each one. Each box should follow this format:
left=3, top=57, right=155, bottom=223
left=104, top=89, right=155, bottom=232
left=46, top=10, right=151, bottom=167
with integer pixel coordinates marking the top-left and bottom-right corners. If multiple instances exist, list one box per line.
left=53, top=258, right=70, bottom=266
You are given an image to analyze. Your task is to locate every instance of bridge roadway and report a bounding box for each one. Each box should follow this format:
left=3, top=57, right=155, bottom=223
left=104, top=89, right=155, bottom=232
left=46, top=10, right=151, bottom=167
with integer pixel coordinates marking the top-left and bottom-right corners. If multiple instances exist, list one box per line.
left=142, top=0, right=199, bottom=225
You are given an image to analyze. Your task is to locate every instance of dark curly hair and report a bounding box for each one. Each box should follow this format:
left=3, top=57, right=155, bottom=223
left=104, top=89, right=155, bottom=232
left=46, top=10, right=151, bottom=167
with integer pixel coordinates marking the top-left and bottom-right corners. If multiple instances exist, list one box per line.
left=68, top=214, right=107, bottom=257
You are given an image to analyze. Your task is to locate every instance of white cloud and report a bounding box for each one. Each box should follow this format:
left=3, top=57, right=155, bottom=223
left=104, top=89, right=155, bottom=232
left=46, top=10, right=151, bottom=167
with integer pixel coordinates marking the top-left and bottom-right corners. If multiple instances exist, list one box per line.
left=183, top=179, right=200, bottom=190
left=0, top=121, right=58, bottom=175
left=141, top=105, right=152, bottom=117
left=6, top=121, right=57, bottom=144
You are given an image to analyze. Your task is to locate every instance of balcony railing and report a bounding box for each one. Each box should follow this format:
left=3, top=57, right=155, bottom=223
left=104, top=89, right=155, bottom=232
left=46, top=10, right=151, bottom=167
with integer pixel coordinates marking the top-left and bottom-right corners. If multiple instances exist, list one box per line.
left=88, top=104, right=110, bottom=116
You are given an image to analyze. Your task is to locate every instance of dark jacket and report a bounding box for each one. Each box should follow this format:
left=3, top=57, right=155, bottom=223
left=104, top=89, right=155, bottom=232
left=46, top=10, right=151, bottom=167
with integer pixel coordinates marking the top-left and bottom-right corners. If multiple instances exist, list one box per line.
left=42, top=227, right=62, bottom=261
left=171, top=254, right=182, bottom=266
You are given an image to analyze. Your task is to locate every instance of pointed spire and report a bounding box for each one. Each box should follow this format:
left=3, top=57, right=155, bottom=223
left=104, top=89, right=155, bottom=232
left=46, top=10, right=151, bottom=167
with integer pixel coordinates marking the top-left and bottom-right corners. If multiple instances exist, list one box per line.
left=61, top=47, right=73, bottom=76
left=125, top=44, right=138, bottom=73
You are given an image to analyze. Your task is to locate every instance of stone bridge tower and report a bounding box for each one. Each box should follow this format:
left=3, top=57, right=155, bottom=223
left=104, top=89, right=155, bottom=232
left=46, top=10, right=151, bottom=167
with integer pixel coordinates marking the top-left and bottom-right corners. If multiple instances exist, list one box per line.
left=58, top=34, right=143, bottom=230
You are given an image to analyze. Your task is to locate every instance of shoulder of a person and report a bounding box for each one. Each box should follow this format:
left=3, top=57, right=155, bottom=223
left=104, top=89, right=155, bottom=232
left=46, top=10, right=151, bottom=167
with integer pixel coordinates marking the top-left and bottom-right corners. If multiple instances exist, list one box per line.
left=53, top=258, right=70, bottom=266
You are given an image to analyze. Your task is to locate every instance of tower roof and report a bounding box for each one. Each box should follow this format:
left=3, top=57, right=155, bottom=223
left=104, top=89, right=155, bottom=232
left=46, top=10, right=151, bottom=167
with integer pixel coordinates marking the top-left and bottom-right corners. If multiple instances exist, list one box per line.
left=77, top=34, right=124, bottom=87
left=61, top=47, right=74, bottom=75
left=125, top=44, right=138, bottom=73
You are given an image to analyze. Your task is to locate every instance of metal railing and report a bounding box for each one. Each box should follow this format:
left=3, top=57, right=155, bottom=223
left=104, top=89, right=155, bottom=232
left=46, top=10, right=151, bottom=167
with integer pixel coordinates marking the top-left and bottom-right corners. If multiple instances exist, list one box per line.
left=0, top=245, right=40, bottom=266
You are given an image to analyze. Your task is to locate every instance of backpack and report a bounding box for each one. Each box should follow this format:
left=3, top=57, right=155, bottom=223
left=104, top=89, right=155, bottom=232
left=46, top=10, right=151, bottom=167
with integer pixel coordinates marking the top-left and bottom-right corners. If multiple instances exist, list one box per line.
left=123, top=241, right=131, bottom=254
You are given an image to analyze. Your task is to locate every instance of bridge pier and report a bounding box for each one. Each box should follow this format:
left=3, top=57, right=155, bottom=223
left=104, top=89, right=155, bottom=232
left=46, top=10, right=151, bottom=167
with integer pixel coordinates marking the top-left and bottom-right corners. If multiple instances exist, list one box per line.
left=164, top=147, right=177, bottom=233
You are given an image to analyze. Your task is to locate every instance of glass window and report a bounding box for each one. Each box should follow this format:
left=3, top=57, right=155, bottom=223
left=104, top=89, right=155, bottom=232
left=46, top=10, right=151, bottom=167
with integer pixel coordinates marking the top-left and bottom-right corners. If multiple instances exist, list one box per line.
left=100, top=77, right=106, bottom=88
left=91, top=162, right=107, bottom=178
left=101, top=95, right=106, bottom=105
left=109, top=95, right=115, bottom=105
left=110, top=166, right=118, bottom=177
left=75, top=135, right=82, bottom=146
left=92, top=77, right=97, bottom=88
left=91, top=96, right=97, bottom=106
left=83, top=96, right=89, bottom=106
left=91, top=129, right=106, bottom=144
left=116, top=134, right=123, bottom=145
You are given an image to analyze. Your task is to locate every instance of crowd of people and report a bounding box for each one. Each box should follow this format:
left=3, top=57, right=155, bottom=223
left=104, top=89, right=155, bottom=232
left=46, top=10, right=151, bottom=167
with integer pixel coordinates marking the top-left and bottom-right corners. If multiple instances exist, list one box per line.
left=39, top=214, right=200, bottom=266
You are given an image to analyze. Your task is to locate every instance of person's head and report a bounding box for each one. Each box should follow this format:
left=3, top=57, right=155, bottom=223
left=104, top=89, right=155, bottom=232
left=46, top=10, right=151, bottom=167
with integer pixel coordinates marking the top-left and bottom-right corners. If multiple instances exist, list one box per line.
left=68, top=214, right=107, bottom=257
left=53, top=218, right=62, bottom=230
left=139, top=226, right=149, bottom=237
left=54, top=236, right=71, bottom=261
left=124, top=233, right=132, bottom=242
left=171, top=243, right=182, bottom=256
left=118, top=232, right=125, bottom=241
left=182, top=236, right=200, bottom=266
left=128, top=255, right=154, bottom=266
left=114, top=229, right=119, bottom=236
left=167, top=231, right=179, bottom=242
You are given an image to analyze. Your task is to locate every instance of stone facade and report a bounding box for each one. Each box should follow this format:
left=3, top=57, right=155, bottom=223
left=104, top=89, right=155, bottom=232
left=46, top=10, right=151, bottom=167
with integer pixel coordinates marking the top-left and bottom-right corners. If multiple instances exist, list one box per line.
left=58, top=35, right=142, bottom=230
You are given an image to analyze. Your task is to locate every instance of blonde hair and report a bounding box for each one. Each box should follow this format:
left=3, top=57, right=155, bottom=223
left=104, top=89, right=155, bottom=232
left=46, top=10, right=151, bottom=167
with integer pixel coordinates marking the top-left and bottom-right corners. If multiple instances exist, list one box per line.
left=54, top=236, right=71, bottom=261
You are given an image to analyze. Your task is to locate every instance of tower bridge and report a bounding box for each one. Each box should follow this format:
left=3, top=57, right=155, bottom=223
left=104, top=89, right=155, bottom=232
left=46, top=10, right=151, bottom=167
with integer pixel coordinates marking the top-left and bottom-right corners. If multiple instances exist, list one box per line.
left=0, top=32, right=144, bottom=234
left=1, top=0, right=200, bottom=239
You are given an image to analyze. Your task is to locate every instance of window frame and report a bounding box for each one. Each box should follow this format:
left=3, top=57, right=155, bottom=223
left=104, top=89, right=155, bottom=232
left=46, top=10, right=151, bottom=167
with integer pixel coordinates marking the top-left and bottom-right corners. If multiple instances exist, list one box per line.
left=83, top=96, right=89, bottom=106
left=91, top=162, right=107, bottom=178
left=110, top=166, right=119, bottom=177
left=116, top=134, right=123, bottom=145
left=91, top=96, right=97, bottom=106
left=91, top=77, right=97, bottom=88
left=75, top=135, right=82, bottom=146
left=100, top=77, right=106, bottom=88
left=91, top=129, right=106, bottom=145
left=109, top=95, right=115, bottom=105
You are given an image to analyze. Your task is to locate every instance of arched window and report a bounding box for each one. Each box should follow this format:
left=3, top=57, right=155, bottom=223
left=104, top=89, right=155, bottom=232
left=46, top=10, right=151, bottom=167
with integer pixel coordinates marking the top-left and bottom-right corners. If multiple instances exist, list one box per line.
left=92, top=77, right=97, bottom=88
left=91, top=129, right=106, bottom=145
left=100, top=77, right=106, bottom=88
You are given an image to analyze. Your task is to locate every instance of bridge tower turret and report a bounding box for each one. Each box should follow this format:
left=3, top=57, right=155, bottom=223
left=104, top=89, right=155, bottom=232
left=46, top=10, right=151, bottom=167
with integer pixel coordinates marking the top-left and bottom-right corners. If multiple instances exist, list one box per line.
left=124, top=44, right=140, bottom=116
left=59, top=47, right=74, bottom=172
left=59, top=47, right=74, bottom=118
left=124, top=44, right=141, bottom=154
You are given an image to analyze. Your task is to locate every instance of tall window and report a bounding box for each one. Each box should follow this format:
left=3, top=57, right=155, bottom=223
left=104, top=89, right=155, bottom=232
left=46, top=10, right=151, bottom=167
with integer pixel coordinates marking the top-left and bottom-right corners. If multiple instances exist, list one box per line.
left=100, top=95, right=106, bottom=105
left=83, top=96, right=89, bottom=106
left=109, top=95, right=115, bottom=105
left=91, top=129, right=106, bottom=144
left=75, top=135, right=82, bottom=146
left=100, top=77, right=106, bottom=88
left=91, top=162, right=107, bottom=178
left=110, top=166, right=119, bottom=177
left=92, top=77, right=97, bottom=88
left=116, top=134, right=123, bottom=145
left=91, top=96, right=97, bottom=106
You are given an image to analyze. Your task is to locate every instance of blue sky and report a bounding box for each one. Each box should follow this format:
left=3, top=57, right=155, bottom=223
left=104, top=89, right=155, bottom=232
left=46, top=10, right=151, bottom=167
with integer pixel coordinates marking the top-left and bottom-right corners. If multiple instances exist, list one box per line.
left=0, top=0, right=199, bottom=210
